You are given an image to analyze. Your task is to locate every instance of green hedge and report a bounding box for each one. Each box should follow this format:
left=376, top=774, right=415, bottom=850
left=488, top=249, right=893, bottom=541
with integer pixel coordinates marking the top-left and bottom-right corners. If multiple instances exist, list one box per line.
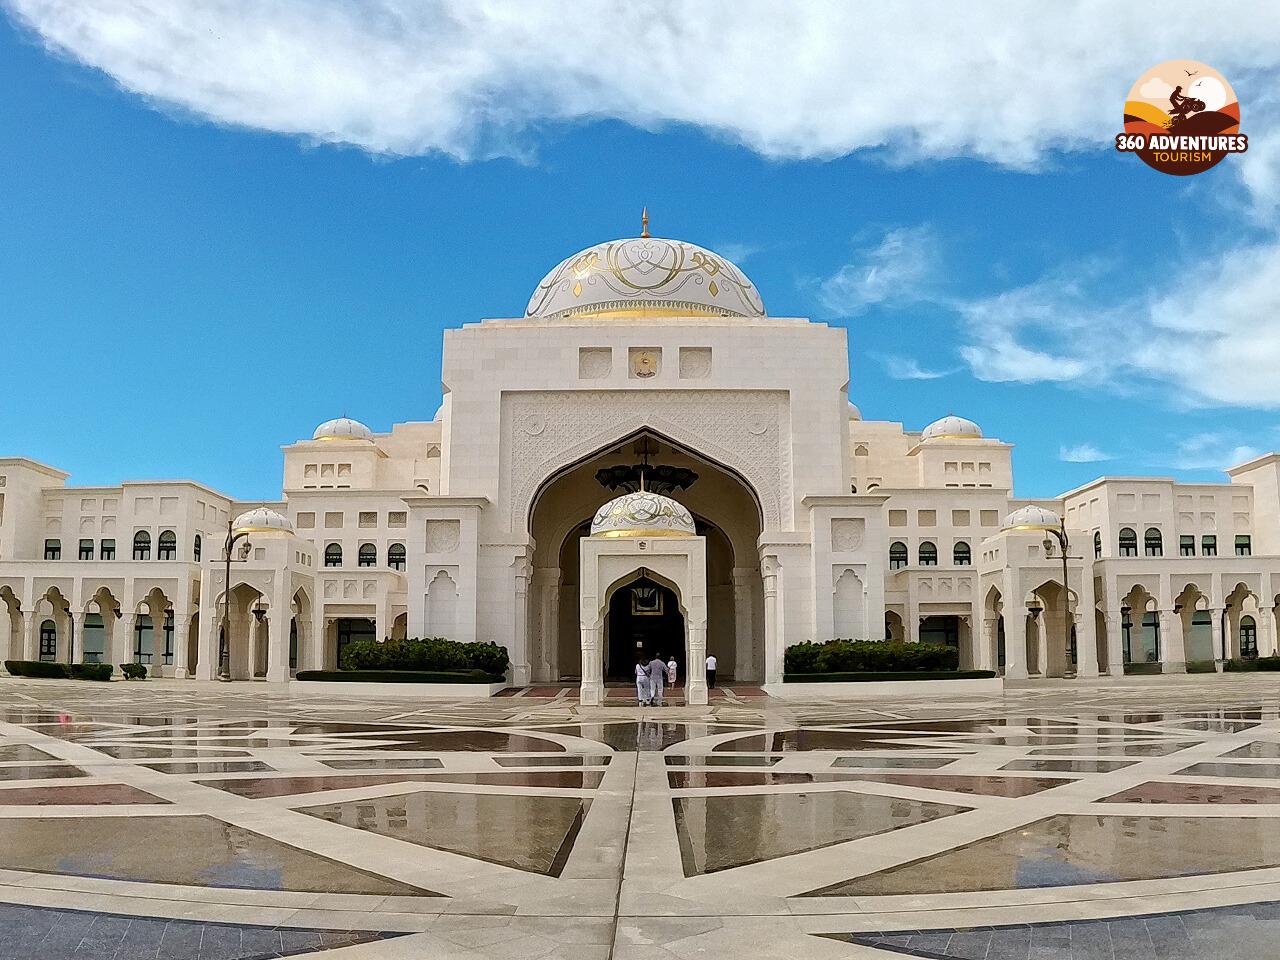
left=120, top=663, right=147, bottom=680
left=784, top=639, right=959, bottom=675
left=5, top=660, right=114, bottom=681
left=1123, top=661, right=1163, bottom=675
left=1224, top=657, right=1280, bottom=672
left=785, top=670, right=996, bottom=683
left=296, top=669, right=502, bottom=684
left=339, top=636, right=510, bottom=676
left=1185, top=659, right=1218, bottom=674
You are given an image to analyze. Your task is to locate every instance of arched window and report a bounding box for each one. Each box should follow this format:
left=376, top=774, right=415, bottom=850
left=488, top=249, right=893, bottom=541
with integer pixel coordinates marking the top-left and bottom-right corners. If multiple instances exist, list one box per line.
left=43, top=539, right=61, bottom=560
left=388, top=543, right=406, bottom=571
left=157, top=530, right=177, bottom=560
left=1118, top=527, right=1137, bottom=557
left=193, top=534, right=202, bottom=562
left=1093, top=530, right=1102, bottom=559
left=953, top=541, right=971, bottom=566
left=889, top=541, right=908, bottom=570
left=1144, top=527, right=1163, bottom=557
left=1241, top=615, right=1258, bottom=659
left=38, top=620, right=56, bottom=661
left=919, top=541, right=938, bottom=566
left=324, top=543, right=343, bottom=567
left=358, top=543, right=377, bottom=567
left=132, top=530, right=151, bottom=560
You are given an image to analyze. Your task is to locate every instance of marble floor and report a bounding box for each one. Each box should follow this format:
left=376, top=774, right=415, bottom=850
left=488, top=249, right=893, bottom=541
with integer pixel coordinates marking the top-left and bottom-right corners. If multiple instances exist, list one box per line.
left=4, top=679, right=1280, bottom=957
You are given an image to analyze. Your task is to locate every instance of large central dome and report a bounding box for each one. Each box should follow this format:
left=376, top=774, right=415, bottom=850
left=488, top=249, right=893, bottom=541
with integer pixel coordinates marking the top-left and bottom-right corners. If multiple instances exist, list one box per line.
left=525, top=234, right=766, bottom=320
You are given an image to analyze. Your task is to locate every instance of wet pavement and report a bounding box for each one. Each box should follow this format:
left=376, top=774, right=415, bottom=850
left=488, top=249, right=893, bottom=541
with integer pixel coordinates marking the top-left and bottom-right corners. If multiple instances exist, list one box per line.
left=3, top=679, right=1280, bottom=956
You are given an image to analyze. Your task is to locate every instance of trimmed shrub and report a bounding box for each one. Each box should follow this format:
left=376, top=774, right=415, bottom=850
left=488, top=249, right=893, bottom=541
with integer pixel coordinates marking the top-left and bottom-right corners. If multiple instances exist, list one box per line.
left=785, top=670, right=996, bottom=683
left=69, top=663, right=114, bottom=681
left=1225, top=656, right=1280, bottom=672
left=120, top=662, right=147, bottom=680
left=1185, top=659, right=1218, bottom=674
left=1123, top=661, right=1162, bottom=675
left=339, top=637, right=510, bottom=676
left=783, top=639, right=959, bottom=675
left=5, top=660, right=70, bottom=679
left=296, top=669, right=501, bottom=684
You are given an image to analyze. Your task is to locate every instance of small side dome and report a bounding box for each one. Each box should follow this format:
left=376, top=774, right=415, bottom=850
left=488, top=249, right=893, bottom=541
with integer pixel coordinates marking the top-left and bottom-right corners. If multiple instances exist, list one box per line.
left=232, top=507, right=294, bottom=535
left=1003, top=505, right=1061, bottom=531
left=847, top=400, right=862, bottom=421
left=590, top=492, right=696, bottom=538
left=921, top=415, right=982, bottom=442
left=313, top=417, right=373, bottom=441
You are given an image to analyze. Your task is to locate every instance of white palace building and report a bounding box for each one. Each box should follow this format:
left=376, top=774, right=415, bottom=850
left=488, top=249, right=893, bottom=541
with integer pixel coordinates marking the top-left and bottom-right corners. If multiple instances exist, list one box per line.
left=4, top=226, right=1280, bottom=701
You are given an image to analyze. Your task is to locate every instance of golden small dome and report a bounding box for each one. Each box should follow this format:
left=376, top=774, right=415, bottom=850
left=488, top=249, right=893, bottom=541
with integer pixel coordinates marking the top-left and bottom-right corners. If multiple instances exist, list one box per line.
left=590, top=492, right=696, bottom=538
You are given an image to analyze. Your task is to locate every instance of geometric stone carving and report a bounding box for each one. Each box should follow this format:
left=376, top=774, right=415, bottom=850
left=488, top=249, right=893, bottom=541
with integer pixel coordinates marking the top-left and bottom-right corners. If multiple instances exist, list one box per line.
left=679, top=347, right=712, bottom=379
left=426, top=520, right=460, bottom=554
left=832, top=518, right=865, bottom=552
left=578, top=347, right=611, bottom=379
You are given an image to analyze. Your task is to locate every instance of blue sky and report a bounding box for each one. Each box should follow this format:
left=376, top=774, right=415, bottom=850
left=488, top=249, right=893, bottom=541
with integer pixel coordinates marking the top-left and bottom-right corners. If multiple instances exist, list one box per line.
left=2, top=5, right=1279, bottom=501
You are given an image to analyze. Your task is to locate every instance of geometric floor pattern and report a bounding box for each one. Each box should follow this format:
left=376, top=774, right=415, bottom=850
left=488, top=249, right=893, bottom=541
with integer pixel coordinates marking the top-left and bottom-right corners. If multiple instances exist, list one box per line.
left=7, top=678, right=1280, bottom=956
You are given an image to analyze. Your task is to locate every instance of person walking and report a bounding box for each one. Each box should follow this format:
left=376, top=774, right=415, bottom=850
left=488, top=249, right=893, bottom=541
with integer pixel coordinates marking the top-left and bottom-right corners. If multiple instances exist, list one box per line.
left=635, top=656, right=651, bottom=706
left=666, top=655, right=678, bottom=690
left=647, top=652, right=667, bottom=706
left=706, top=653, right=717, bottom=689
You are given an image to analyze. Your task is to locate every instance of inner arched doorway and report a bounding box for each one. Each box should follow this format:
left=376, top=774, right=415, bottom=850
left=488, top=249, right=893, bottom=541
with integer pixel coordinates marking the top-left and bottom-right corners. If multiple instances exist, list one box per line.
left=605, top=576, right=684, bottom=680
left=527, top=430, right=764, bottom=684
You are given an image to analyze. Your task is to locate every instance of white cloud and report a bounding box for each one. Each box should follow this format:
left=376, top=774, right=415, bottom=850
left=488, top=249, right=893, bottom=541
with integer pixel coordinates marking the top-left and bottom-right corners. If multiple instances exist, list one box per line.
left=951, top=240, right=1280, bottom=408
left=6, top=2, right=1280, bottom=168
left=874, top=353, right=954, bottom=380
left=714, top=242, right=762, bottom=265
left=1168, top=433, right=1261, bottom=471
left=1059, top=443, right=1112, bottom=463
left=817, top=226, right=936, bottom=316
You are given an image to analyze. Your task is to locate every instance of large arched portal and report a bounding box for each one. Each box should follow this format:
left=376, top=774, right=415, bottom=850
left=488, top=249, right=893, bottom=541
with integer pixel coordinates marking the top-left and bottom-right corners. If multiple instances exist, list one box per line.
left=527, top=431, right=764, bottom=684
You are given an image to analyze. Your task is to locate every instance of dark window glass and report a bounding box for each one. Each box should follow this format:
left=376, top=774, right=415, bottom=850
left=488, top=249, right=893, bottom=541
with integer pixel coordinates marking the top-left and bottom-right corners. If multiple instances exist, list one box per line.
left=157, top=530, right=177, bottom=560
left=100, top=539, right=115, bottom=560
left=1236, top=535, right=1252, bottom=557
left=1179, top=535, right=1195, bottom=557
left=889, top=541, right=908, bottom=570
left=1202, top=535, right=1217, bottom=557
left=133, top=615, right=153, bottom=664
left=44, top=539, right=61, bottom=560
left=953, top=541, right=971, bottom=566
left=388, top=543, right=406, bottom=571
left=1144, top=527, right=1163, bottom=557
left=39, top=620, right=57, bottom=660
left=194, top=534, right=202, bottom=562
left=1118, top=528, right=1137, bottom=557
left=918, top=541, right=938, bottom=566
left=1241, top=616, right=1258, bottom=658
left=79, top=539, right=94, bottom=560
left=358, top=543, right=377, bottom=567
left=1093, top=531, right=1102, bottom=559
left=133, top=531, right=151, bottom=560
left=324, top=543, right=343, bottom=567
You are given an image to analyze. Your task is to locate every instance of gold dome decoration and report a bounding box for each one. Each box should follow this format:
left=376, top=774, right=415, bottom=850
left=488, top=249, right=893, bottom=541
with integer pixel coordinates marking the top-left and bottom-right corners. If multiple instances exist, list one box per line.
left=525, top=231, right=766, bottom=321
left=590, top=492, right=696, bottom=538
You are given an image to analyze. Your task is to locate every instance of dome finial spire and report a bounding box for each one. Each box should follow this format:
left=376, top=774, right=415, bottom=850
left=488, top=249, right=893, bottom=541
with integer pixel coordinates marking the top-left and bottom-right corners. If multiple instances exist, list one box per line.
left=640, top=206, right=650, bottom=238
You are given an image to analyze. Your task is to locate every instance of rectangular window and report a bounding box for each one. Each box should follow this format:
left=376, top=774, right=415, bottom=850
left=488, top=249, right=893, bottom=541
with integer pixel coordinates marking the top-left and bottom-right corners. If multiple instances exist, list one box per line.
left=100, top=539, right=115, bottom=560
left=295, top=512, right=315, bottom=529
left=163, top=614, right=174, bottom=665
left=359, top=511, right=377, bottom=528
left=980, top=510, right=999, bottom=527
left=1202, top=535, right=1217, bottom=557
left=43, top=539, right=60, bottom=560
left=79, top=539, right=94, bottom=560
left=1179, top=535, right=1195, bottom=557
left=324, top=511, right=344, bottom=529
left=1236, top=535, right=1252, bottom=557
left=388, top=511, right=407, bottom=528
left=917, top=510, right=937, bottom=527
left=951, top=510, right=970, bottom=526
left=888, top=510, right=907, bottom=527
left=39, top=624, right=57, bottom=661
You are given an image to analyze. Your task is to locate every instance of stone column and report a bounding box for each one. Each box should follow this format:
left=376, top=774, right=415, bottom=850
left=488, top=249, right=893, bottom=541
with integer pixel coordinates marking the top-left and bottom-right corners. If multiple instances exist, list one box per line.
left=265, top=611, right=289, bottom=682
left=71, top=611, right=87, bottom=664
left=685, top=619, right=709, bottom=705
left=173, top=612, right=193, bottom=678
left=1104, top=613, right=1125, bottom=677
left=731, top=567, right=756, bottom=682
left=536, top=569, right=560, bottom=683
left=1260, top=608, right=1276, bottom=658
left=1075, top=614, right=1100, bottom=678
left=579, top=618, right=604, bottom=706
left=1003, top=611, right=1028, bottom=680
left=510, top=559, right=531, bottom=687
left=980, top=615, right=999, bottom=672
left=762, top=559, right=781, bottom=685
left=21, top=611, right=38, bottom=661
left=1210, top=608, right=1225, bottom=668
left=1160, top=610, right=1186, bottom=673
left=114, top=614, right=135, bottom=667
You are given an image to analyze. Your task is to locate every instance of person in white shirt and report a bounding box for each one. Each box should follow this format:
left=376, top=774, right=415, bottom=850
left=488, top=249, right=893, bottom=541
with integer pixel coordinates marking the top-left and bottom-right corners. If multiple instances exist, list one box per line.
left=635, top=656, right=651, bottom=706
left=666, top=656, right=678, bottom=689
left=705, top=653, right=717, bottom=689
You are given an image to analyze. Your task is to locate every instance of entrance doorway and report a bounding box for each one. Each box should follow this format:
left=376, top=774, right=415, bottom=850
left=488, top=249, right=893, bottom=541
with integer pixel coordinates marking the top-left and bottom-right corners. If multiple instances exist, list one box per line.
left=605, top=578, right=684, bottom=680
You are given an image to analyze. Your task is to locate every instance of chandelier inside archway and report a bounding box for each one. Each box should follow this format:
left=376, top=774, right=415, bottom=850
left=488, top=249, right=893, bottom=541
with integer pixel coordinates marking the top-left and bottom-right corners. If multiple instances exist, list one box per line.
left=594, top=437, right=698, bottom=496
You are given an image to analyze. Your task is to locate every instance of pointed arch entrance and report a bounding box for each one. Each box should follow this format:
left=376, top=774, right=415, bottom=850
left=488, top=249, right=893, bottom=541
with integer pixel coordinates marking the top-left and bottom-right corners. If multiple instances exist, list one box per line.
left=527, top=430, right=763, bottom=685
left=605, top=574, right=685, bottom=680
